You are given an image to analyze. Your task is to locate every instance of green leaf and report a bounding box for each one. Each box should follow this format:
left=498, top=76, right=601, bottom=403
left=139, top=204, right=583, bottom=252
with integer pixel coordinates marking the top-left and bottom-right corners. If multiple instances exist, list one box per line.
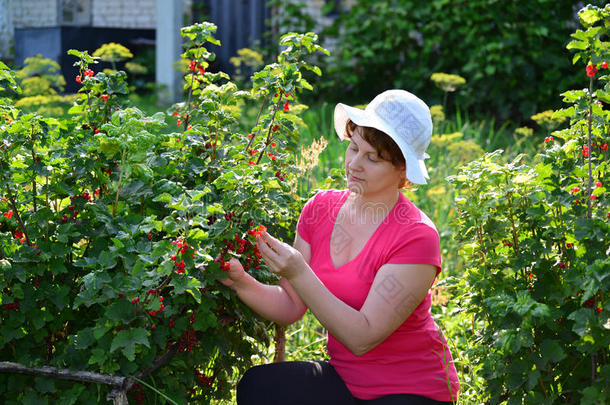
left=22, top=390, right=48, bottom=405
left=67, top=104, right=85, bottom=114
left=299, top=78, right=313, bottom=90
left=49, top=285, right=70, bottom=310
left=34, top=376, right=56, bottom=394
left=110, top=328, right=149, bottom=361
left=111, top=238, right=125, bottom=249
left=187, top=228, right=208, bottom=240
left=206, top=203, right=225, bottom=215
left=526, top=369, right=541, bottom=391
left=540, top=339, right=566, bottom=363
left=105, top=299, right=136, bottom=323
left=72, top=327, right=95, bottom=349
left=98, top=250, right=118, bottom=269
left=93, top=324, right=111, bottom=340
left=58, top=385, right=86, bottom=405
left=88, top=348, right=107, bottom=365
left=568, top=308, right=592, bottom=336
left=581, top=386, right=604, bottom=405
left=566, top=40, right=588, bottom=50
left=154, top=193, right=172, bottom=203
left=579, top=9, right=603, bottom=27
left=512, top=291, right=534, bottom=316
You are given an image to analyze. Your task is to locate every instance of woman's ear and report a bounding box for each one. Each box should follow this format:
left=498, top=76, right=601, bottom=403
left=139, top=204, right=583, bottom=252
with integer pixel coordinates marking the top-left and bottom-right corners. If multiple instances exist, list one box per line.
left=397, top=164, right=407, bottom=188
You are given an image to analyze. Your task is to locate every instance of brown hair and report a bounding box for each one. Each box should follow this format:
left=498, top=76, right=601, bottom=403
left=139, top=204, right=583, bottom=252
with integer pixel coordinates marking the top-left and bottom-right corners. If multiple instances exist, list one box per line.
left=345, top=119, right=411, bottom=188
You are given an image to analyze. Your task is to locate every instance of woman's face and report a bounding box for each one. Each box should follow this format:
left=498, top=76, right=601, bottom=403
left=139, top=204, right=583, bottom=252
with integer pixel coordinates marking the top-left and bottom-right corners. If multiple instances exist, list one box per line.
left=345, top=127, right=405, bottom=195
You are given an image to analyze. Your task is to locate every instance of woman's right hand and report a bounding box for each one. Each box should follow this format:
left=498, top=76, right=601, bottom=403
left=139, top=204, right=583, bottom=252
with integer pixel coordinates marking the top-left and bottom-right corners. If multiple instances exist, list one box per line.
left=218, top=258, right=248, bottom=290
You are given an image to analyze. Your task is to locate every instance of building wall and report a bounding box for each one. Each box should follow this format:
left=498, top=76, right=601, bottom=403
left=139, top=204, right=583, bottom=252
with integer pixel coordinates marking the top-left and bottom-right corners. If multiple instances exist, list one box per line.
left=0, top=0, right=13, bottom=58
left=0, top=0, right=194, bottom=60
left=6, top=0, right=193, bottom=30
left=11, top=0, right=58, bottom=28
left=92, top=0, right=156, bottom=28
left=92, top=0, right=192, bottom=29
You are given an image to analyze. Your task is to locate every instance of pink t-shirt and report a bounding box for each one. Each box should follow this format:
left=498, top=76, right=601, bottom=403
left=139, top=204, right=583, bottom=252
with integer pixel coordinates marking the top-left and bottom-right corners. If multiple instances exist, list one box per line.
left=296, top=189, right=459, bottom=402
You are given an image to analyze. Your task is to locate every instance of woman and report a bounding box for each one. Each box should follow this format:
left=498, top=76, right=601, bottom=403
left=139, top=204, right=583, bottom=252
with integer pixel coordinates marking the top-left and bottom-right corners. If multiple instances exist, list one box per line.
left=220, top=90, right=460, bottom=404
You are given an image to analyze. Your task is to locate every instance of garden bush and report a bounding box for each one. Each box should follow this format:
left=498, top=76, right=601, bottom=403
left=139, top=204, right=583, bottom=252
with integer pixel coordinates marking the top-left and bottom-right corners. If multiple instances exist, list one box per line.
left=10, top=55, right=75, bottom=117
left=447, top=5, right=609, bottom=403
left=0, top=22, right=328, bottom=404
left=318, top=0, right=608, bottom=122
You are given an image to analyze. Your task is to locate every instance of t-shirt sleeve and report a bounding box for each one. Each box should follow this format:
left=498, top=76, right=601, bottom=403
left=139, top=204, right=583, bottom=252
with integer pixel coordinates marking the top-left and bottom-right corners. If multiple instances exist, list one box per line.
left=296, top=192, right=319, bottom=244
left=385, top=223, right=442, bottom=275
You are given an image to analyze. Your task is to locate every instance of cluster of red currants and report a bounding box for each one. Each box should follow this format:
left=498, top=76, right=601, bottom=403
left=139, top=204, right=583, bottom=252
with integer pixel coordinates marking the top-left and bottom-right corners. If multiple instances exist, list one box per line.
left=171, top=238, right=196, bottom=274
left=189, top=60, right=206, bottom=75
left=74, top=69, right=94, bottom=84
left=3, top=301, right=19, bottom=313
left=177, top=328, right=199, bottom=353
left=215, top=223, right=266, bottom=272
left=591, top=141, right=608, bottom=151
left=129, top=382, right=146, bottom=405
left=195, top=369, right=213, bottom=388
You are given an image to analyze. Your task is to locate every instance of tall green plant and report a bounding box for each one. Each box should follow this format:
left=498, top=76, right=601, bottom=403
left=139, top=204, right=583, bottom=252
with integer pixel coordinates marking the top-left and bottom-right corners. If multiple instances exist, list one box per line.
left=447, top=5, right=609, bottom=403
left=0, top=22, right=328, bottom=404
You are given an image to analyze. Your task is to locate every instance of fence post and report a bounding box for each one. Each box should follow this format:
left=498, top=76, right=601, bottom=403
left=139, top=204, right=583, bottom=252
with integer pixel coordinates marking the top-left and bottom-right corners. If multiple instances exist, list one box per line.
left=107, top=389, right=129, bottom=405
left=155, top=0, right=183, bottom=104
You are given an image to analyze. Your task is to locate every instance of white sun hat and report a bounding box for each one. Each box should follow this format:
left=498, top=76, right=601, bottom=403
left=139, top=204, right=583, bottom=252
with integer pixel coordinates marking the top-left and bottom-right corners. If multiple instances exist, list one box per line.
left=334, top=89, right=433, bottom=185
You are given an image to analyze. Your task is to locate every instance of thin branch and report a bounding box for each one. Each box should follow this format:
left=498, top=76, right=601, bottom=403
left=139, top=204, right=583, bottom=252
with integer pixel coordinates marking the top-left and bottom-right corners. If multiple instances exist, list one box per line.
left=210, top=126, right=220, bottom=162
left=592, top=351, right=598, bottom=384
left=112, top=149, right=127, bottom=217
left=273, top=324, right=286, bottom=363
left=126, top=343, right=180, bottom=391
left=256, top=96, right=283, bottom=165
left=30, top=126, right=37, bottom=213
left=183, top=53, right=199, bottom=130
left=246, top=96, right=268, bottom=152
left=45, top=175, right=50, bottom=240
left=0, top=361, right=126, bottom=387
left=505, top=190, right=520, bottom=254
left=5, top=184, right=31, bottom=245
left=586, top=76, right=593, bottom=219
left=0, top=343, right=182, bottom=403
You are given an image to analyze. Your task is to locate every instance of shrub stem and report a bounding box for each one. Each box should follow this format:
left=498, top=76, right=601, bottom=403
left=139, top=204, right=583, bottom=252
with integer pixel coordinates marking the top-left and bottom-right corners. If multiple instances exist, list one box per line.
left=256, top=93, right=283, bottom=165
left=587, top=76, right=593, bottom=218
left=5, top=185, right=30, bottom=245
left=30, top=127, right=37, bottom=213
left=246, top=96, right=268, bottom=152
left=112, top=149, right=127, bottom=217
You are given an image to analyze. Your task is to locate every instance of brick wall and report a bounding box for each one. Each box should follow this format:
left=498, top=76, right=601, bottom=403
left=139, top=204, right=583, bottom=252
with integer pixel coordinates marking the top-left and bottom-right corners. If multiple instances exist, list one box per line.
left=92, top=0, right=192, bottom=29
left=92, top=0, right=156, bottom=28
left=11, top=0, right=58, bottom=28
left=8, top=0, right=193, bottom=30
left=0, top=0, right=12, bottom=58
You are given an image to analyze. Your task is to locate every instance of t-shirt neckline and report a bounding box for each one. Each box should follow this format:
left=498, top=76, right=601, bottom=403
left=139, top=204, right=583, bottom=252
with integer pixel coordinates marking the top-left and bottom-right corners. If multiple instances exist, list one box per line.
left=328, top=190, right=402, bottom=269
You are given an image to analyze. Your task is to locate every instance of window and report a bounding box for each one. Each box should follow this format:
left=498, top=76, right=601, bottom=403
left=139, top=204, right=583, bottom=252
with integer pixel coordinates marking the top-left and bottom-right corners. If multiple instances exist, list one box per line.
left=59, top=0, right=91, bottom=26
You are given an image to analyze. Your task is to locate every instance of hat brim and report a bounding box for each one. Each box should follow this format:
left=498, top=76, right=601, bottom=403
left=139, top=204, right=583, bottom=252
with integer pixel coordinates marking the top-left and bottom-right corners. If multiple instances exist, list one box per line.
left=333, top=103, right=430, bottom=185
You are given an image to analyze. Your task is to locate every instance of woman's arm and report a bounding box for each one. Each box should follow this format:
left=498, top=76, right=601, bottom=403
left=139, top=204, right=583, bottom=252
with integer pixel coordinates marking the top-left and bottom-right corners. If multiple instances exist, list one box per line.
left=256, top=231, right=436, bottom=356
left=288, top=262, right=436, bottom=355
left=222, top=232, right=310, bottom=326
left=229, top=271, right=306, bottom=326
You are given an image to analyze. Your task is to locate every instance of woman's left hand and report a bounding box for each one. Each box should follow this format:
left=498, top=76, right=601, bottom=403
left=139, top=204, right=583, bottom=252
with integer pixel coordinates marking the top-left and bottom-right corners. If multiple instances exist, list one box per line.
left=256, top=231, right=308, bottom=280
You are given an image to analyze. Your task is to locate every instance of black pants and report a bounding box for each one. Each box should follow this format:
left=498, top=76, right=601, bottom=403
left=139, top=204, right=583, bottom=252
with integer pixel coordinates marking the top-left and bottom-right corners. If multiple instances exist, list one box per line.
left=236, top=360, right=453, bottom=405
